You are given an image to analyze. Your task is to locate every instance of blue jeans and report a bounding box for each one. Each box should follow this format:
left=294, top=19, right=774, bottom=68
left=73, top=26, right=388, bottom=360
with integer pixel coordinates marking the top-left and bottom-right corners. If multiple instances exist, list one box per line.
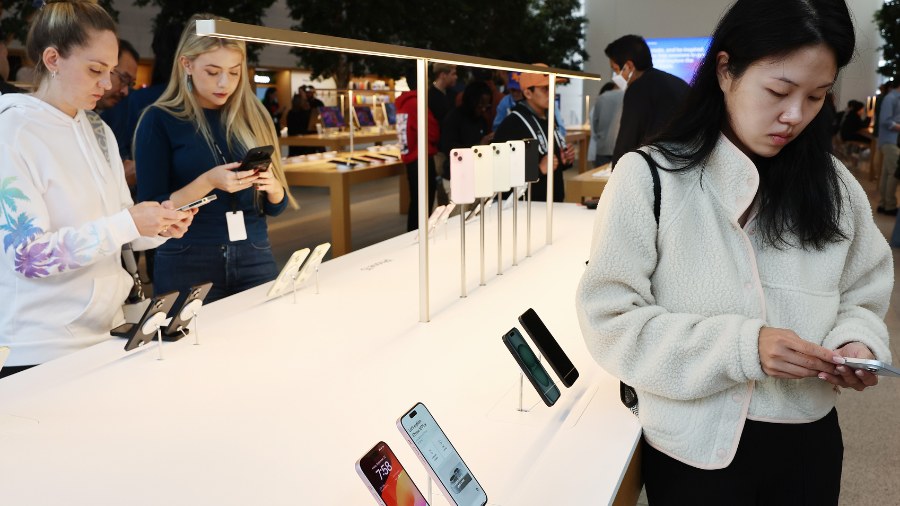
left=153, top=240, right=279, bottom=310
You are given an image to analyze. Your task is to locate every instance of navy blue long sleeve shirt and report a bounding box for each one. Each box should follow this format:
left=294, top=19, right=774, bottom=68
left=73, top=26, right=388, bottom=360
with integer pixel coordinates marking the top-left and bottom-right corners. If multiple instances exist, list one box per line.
left=134, top=106, right=288, bottom=245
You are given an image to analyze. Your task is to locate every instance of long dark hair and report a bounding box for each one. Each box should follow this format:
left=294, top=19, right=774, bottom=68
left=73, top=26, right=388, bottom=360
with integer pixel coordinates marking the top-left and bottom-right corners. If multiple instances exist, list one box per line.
left=649, top=0, right=854, bottom=250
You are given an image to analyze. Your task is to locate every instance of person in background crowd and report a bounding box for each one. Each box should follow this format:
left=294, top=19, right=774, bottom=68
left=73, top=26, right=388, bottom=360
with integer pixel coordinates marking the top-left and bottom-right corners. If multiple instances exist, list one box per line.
left=876, top=79, right=900, bottom=215
left=96, top=38, right=139, bottom=187
left=134, top=14, right=296, bottom=306
left=429, top=62, right=457, bottom=124
left=492, top=71, right=523, bottom=131
left=396, top=64, right=439, bottom=231
left=606, top=34, right=689, bottom=167
left=591, top=81, right=624, bottom=167
left=262, top=88, right=282, bottom=128
left=0, top=0, right=193, bottom=378
left=0, top=39, right=24, bottom=94
left=577, top=0, right=890, bottom=503
left=492, top=65, right=575, bottom=202
left=440, top=80, right=494, bottom=176
left=838, top=100, right=871, bottom=144
left=304, top=84, right=324, bottom=109
left=285, top=91, right=313, bottom=157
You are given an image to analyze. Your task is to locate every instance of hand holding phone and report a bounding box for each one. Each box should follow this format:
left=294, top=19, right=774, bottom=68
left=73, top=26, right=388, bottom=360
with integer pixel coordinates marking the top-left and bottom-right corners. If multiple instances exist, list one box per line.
left=232, top=145, right=275, bottom=173
left=842, top=358, right=900, bottom=378
left=176, top=194, right=218, bottom=212
left=355, top=441, right=430, bottom=506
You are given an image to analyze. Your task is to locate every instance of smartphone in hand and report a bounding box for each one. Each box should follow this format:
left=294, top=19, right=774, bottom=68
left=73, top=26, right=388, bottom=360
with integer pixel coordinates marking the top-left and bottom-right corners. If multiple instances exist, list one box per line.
left=176, top=194, right=217, bottom=211
left=233, top=145, right=274, bottom=173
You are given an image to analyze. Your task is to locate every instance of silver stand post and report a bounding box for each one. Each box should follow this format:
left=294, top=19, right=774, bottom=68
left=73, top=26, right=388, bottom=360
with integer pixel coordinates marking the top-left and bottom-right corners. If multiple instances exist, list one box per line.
left=428, top=478, right=433, bottom=504
left=526, top=182, right=533, bottom=257
left=156, top=327, right=164, bottom=361
left=496, top=192, right=503, bottom=275
left=192, top=312, right=200, bottom=345
left=314, top=267, right=320, bottom=295
left=518, top=373, right=527, bottom=412
left=291, top=272, right=300, bottom=305
left=479, top=198, right=486, bottom=286
left=460, top=205, right=467, bottom=298
left=512, top=188, right=519, bottom=266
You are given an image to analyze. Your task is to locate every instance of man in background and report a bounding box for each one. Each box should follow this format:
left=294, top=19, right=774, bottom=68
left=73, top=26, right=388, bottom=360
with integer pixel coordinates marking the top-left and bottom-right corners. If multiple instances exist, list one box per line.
left=877, top=79, right=900, bottom=215
left=96, top=39, right=140, bottom=187
left=606, top=34, right=689, bottom=167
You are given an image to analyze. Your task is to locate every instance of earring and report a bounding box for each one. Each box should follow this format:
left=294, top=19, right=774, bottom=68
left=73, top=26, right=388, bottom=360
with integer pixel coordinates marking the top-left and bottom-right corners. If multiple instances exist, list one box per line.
left=185, top=74, right=193, bottom=93
left=50, top=70, right=57, bottom=79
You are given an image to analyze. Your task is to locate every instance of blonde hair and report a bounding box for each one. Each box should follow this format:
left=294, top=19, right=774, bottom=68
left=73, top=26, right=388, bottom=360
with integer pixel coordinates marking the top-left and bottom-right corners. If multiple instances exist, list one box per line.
left=146, top=14, right=297, bottom=209
left=26, top=0, right=117, bottom=85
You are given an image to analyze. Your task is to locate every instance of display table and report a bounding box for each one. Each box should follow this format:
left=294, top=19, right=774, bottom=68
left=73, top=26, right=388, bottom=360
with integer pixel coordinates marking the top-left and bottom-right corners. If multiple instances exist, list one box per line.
left=566, top=163, right=611, bottom=203
left=0, top=204, right=641, bottom=506
left=566, top=127, right=591, bottom=173
left=282, top=152, right=405, bottom=256
left=280, top=129, right=398, bottom=151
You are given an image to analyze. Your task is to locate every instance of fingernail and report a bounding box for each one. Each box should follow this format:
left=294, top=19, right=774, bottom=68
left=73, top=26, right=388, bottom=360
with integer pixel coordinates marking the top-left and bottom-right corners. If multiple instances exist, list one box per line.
left=818, top=373, right=828, bottom=380
left=833, top=356, right=846, bottom=365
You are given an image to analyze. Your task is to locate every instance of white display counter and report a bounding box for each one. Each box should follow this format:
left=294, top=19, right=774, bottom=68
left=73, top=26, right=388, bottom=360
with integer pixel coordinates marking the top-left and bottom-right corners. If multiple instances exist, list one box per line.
left=0, top=203, right=641, bottom=505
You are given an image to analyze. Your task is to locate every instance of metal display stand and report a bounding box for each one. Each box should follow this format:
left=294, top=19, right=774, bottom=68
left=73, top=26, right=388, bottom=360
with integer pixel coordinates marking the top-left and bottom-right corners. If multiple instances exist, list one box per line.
left=195, top=20, right=600, bottom=323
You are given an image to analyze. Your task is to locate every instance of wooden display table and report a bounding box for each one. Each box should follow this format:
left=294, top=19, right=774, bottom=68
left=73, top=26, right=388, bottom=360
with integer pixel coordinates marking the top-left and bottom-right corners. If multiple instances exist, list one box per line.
left=283, top=151, right=404, bottom=256
left=565, top=127, right=591, bottom=173
left=566, top=163, right=611, bottom=203
left=280, top=129, right=398, bottom=151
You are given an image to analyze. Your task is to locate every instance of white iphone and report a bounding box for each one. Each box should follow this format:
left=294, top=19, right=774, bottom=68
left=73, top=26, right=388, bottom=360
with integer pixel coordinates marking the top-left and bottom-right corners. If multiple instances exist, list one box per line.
left=490, top=142, right=511, bottom=193
left=397, top=402, right=488, bottom=506
left=450, top=148, right=476, bottom=205
left=471, top=145, right=494, bottom=199
left=266, top=248, right=311, bottom=299
left=507, top=140, right=526, bottom=188
left=294, top=242, right=331, bottom=286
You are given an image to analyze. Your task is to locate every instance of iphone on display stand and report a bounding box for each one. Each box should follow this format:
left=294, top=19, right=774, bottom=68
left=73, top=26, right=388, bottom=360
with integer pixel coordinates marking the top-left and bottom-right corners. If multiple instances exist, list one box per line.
left=266, top=248, right=311, bottom=301
left=450, top=148, right=476, bottom=205
left=842, top=358, right=900, bottom=378
left=471, top=146, right=493, bottom=199
left=507, top=141, right=526, bottom=188
left=293, top=242, right=331, bottom=294
left=502, top=328, right=561, bottom=408
left=355, top=441, right=430, bottom=506
left=112, top=291, right=179, bottom=354
left=490, top=143, right=511, bottom=194
left=398, top=402, right=488, bottom=506
left=518, top=308, right=579, bottom=387
left=162, top=281, right=213, bottom=342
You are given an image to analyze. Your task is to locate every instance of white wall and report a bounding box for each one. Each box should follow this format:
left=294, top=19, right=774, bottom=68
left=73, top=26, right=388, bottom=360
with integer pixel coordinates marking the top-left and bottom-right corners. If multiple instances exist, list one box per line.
left=583, top=0, right=884, bottom=106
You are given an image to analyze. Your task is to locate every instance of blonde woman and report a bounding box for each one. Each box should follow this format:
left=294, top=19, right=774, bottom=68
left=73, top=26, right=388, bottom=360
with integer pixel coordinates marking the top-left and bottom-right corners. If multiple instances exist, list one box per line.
left=135, top=15, right=297, bottom=304
left=0, top=0, right=193, bottom=376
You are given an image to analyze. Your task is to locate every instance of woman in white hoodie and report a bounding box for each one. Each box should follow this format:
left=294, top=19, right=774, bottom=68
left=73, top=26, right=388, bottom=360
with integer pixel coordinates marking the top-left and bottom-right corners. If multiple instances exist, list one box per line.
left=577, top=0, right=891, bottom=503
left=0, top=0, right=194, bottom=377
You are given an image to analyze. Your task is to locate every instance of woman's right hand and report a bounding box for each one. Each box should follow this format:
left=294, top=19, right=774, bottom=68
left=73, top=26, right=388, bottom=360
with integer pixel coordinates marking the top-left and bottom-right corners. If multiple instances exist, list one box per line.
left=128, top=201, right=191, bottom=237
left=203, top=162, right=260, bottom=193
left=758, top=326, right=843, bottom=379
left=538, top=154, right=559, bottom=175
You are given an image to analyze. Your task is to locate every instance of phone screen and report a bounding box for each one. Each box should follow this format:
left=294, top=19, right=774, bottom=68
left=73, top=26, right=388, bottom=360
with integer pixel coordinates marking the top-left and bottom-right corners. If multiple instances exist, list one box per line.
left=358, top=442, right=429, bottom=506
left=400, top=403, right=487, bottom=506
left=518, top=308, right=579, bottom=387
left=503, top=328, right=561, bottom=406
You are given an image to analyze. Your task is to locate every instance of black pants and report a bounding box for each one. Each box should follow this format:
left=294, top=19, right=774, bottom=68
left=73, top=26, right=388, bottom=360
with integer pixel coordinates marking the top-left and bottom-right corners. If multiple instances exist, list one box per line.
left=405, top=158, right=437, bottom=232
left=643, top=409, right=843, bottom=505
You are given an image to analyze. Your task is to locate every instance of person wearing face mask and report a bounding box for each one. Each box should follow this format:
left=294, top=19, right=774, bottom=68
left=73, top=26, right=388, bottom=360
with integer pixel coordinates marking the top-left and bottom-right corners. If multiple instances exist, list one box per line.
left=492, top=64, right=576, bottom=202
left=134, top=14, right=298, bottom=306
left=605, top=34, right=689, bottom=168
left=578, top=0, right=891, bottom=502
left=0, top=0, right=194, bottom=377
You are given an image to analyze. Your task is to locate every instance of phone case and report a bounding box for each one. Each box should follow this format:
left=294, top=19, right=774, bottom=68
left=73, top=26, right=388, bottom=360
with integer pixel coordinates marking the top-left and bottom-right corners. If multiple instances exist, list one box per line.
left=518, top=308, right=579, bottom=387
left=502, top=328, right=561, bottom=406
left=490, top=143, right=511, bottom=192
left=523, top=138, right=541, bottom=183
left=471, top=145, right=494, bottom=199
left=266, top=248, right=311, bottom=300
left=397, top=402, right=488, bottom=506
left=162, top=282, right=214, bottom=341
left=507, top=140, right=526, bottom=187
left=294, top=242, right=331, bottom=286
left=112, top=291, right=179, bottom=352
left=355, top=441, right=430, bottom=506
left=449, top=148, right=476, bottom=204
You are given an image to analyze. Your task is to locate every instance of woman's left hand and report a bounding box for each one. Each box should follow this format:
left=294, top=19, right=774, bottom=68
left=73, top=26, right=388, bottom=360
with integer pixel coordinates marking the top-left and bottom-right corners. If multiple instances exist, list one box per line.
left=253, top=167, right=286, bottom=204
left=819, top=342, right=879, bottom=391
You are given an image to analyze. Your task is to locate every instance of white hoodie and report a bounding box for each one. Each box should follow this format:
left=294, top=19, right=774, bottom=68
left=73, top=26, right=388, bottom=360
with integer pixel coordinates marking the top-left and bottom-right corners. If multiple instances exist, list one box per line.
left=0, top=94, right=163, bottom=366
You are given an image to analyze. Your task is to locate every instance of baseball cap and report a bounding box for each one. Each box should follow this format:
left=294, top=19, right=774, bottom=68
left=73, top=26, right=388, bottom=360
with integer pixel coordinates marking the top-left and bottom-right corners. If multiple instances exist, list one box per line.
left=519, top=63, right=568, bottom=89
left=507, top=71, right=522, bottom=90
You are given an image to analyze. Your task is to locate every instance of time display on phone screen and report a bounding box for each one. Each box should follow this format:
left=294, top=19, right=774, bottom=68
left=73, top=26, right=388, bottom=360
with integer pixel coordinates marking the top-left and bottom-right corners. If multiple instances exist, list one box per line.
left=358, top=442, right=428, bottom=506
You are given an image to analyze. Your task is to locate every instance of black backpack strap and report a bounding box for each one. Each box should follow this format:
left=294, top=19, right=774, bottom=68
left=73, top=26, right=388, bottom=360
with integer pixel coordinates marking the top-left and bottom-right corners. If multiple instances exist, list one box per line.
left=632, top=149, right=661, bottom=225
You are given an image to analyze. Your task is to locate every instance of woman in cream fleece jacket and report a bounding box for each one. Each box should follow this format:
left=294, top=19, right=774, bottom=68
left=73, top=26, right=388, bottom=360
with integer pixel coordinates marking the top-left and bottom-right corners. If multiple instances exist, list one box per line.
left=576, top=0, right=892, bottom=503
left=0, top=1, right=193, bottom=374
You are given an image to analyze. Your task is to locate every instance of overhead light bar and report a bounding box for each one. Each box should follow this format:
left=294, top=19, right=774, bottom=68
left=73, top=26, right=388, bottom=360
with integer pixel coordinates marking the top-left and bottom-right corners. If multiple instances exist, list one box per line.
left=196, top=20, right=601, bottom=81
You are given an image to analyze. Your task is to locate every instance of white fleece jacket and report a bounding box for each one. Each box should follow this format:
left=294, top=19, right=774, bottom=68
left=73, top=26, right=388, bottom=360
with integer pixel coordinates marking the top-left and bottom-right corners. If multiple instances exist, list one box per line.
left=576, top=135, right=893, bottom=469
left=0, top=94, right=164, bottom=366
